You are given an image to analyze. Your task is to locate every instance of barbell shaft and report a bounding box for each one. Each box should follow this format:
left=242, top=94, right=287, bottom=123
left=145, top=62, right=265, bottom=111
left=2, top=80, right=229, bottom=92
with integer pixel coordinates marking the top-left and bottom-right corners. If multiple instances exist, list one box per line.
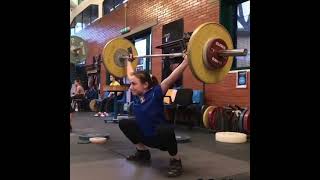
left=122, top=49, right=247, bottom=59
left=217, top=49, right=248, bottom=57
left=120, top=53, right=183, bottom=59
left=134, top=53, right=184, bottom=58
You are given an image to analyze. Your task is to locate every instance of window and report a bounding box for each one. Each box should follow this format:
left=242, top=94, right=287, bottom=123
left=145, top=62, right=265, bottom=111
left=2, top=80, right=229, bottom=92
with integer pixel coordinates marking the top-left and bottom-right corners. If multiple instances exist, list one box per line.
left=74, top=23, right=83, bottom=33
left=70, top=5, right=99, bottom=35
left=135, top=35, right=151, bottom=72
left=220, top=0, right=250, bottom=70
left=103, top=0, right=127, bottom=15
left=125, top=29, right=152, bottom=73
left=236, top=1, right=250, bottom=69
left=70, top=28, right=75, bottom=36
left=82, top=6, right=91, bottom=28
left=91, top=5, right=99, bottom=22
left=74, top=14, right=83, bottom=33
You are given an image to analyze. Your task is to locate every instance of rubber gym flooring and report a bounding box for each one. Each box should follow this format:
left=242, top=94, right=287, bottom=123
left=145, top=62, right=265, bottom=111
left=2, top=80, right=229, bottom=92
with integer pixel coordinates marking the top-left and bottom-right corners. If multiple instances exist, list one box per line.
left=70, top=112, right=250, bottom=180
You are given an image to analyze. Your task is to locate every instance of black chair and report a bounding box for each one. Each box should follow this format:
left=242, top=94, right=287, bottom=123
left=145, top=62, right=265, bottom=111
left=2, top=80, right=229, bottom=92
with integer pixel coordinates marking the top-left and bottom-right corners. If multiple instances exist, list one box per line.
left=170, top=88, right=193, bottom=143
left=172, top=88, right=193, bottom=122
left=185, top=90, right=204, bottom=129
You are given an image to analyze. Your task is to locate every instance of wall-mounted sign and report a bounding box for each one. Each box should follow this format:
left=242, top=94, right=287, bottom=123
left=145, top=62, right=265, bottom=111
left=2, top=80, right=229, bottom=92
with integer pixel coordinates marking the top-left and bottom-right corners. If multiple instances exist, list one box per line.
left=236, top=70, right=248, bottom=88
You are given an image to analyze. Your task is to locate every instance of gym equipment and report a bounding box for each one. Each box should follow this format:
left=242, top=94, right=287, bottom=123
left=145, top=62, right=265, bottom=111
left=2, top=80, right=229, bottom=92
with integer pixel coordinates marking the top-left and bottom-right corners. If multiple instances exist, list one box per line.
left=202, top=106, right=215, bottom=128
left=89, top=137, right=107, bottom=144
left=89, top=99, right=98, bottom=112
left=102, top=22, right=247, bottom=83
left=102, top=38, right=138, bottom=78
left=78, top=133, right=110, bottom=141
left=70, top=36, right=88, bottom=64
left=238, top=108, right=248, bottom=132
left=215, top=132, right=247, bottom=143
left=243, top=109, right=250, bottom=133
left=175, top=135, right=192, bottom=143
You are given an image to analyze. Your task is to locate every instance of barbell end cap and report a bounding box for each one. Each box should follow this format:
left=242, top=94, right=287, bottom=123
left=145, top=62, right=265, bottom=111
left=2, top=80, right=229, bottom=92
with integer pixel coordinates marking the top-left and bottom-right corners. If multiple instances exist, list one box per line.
left=243, top=49, right=248, bottom=55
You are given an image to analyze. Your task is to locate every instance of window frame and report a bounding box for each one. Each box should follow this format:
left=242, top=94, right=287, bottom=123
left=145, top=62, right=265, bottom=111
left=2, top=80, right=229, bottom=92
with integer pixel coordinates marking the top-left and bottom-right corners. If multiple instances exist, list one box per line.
left=220, top=0, right=250, bottom=70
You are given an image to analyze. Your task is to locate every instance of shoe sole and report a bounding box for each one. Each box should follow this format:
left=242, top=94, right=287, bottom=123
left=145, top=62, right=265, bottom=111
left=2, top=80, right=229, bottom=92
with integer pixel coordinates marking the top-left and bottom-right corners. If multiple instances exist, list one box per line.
left=167, top=170, right=183, bottom=178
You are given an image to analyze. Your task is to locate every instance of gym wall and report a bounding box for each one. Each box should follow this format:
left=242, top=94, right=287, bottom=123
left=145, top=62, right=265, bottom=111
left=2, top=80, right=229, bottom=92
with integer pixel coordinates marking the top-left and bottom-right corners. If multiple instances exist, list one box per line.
left=75, top=0, right=250, bottom=107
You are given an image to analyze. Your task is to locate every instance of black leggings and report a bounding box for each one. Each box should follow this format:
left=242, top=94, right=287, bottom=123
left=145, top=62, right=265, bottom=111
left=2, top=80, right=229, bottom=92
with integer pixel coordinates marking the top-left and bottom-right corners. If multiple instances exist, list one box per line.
left=119, top=119, right=178, bottom=156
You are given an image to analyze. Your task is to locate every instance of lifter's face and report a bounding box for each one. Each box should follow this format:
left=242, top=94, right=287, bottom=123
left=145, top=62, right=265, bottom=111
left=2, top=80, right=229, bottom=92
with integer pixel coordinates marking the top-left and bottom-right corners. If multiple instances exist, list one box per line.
left=129, top=76, right=148, bottom=96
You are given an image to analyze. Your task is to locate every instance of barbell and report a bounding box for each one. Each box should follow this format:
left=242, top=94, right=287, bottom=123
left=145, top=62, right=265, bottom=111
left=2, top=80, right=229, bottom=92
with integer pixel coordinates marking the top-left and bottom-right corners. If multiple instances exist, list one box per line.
left=102, top=22, right=248, bottom=83
left=120, top=49, right=247, bottom=59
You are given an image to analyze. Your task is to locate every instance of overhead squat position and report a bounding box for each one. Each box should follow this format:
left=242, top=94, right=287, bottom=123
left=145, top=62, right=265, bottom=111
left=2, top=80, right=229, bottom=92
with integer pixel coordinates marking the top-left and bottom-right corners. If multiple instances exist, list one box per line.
left=118, top=51, right=189, bottom=177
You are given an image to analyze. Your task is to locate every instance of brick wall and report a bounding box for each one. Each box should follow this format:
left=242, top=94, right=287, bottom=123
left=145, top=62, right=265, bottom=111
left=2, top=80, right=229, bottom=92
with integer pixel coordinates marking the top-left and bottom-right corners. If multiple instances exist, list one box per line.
left=75, top=0, right=250, bottom=107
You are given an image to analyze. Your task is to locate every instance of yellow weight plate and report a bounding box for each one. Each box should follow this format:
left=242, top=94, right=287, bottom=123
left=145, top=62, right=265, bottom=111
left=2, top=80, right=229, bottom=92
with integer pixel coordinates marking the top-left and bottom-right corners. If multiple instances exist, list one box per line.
left=102, top=38, right=138, bottom=78
left=203, top=106, right=214, bottom=128
left=187, top=22, right=234, bottom=83
left=89, top=99, right=98, bottom=112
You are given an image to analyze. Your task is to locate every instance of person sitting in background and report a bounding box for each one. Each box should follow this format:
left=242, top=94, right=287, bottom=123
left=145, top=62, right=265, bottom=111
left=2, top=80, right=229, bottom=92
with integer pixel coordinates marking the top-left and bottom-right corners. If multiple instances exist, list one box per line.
left=85, top=83, right=98, bottom=102
left=71, top=79, right=85, bottom=99
left=71, top=79, right=85, bottom=111
left=94, top=75, right=123, bottom=117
